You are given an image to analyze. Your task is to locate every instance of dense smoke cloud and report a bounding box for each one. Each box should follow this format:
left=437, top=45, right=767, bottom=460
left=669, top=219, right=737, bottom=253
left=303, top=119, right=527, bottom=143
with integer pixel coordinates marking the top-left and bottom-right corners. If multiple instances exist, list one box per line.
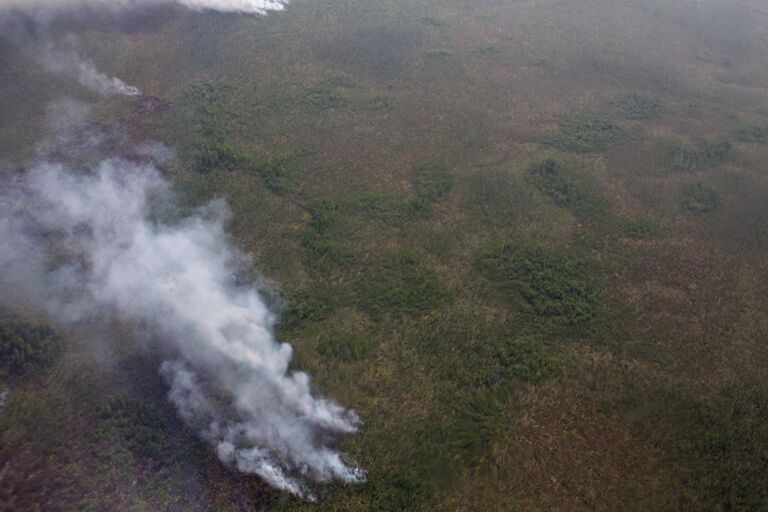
left=0, top=0, right=362, bottom=499
left=0, top=158, right=364, bottom=498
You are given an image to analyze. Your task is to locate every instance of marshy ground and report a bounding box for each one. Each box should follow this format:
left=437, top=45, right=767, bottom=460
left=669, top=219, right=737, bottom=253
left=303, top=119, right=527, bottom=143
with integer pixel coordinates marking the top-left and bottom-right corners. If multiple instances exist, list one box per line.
left=2, top=0, right=768, bottom=510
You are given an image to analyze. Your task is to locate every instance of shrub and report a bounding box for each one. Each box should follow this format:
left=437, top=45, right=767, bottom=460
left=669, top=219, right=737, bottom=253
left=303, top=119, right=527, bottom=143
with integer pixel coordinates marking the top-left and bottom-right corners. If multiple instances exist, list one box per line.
left=280, top=286, right=339, bottom=328
left=354, top=96, right=395, bottom=112
left=321, top=75, right=357, bottom=89
left=544, top=114, right=625, bottom=152
left=356, top=252, right=447, bottom=317
left=316, top=331, right=372, bottom=362
left=447, top=387, right=513, bottom=467
left=298, top=86, right=348, bottom=110
left=307, top=197, right=346, bottom=235
left=734, top=124, right=768, bottom=144
left=652, top=384, right=768, bottom=511
left=301, top=198, right=354, bottom=271
left=496, top=337, right=559, bottom=383
left=358, top=470, right=429, bottom=511
left=682, top=183, right=721, bottom=214
left=611, top=94, right=664, bottom=120
left=300, top=231, right=353, bottom=270
left=667, top=140, right=731, bottom=172
left=175, top=82, right=247, bottom=174
left=302, top=192, right=415, bottom=271
left=350, top=192, right=415, bottom=224
left=308, top=192, right=413, bottom=232
left=0, top=446, right=80, bottom=510
left=96, top=396, right=171, bottom=462
left=411, top=162, right=453, bottom=211
left=466, top=168, right=526, bottom=225
left=527, top=159, right=607, bottom=219
left=250, top=146, right=314, bottom=195
left=625, top=218, right=662, bottom=239
left=407, top=305, right=560, bottom=389
left=193, top=140, right=244, bottom=174
left=0, top=319, right=63, bottom=376
left=476, top=244, right=600, bottom=332
left=474, top=45, right=501, bottom=56
left=177, top=81, right=234, bottom=122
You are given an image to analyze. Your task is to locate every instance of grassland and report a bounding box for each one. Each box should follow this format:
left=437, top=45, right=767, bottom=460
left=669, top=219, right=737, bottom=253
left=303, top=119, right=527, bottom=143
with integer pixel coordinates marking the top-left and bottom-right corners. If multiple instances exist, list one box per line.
left=2, top=0, right=768, bottom=510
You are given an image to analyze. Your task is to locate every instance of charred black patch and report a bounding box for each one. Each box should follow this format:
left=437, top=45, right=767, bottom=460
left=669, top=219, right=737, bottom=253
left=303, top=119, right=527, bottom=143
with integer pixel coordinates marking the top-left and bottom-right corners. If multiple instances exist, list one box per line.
left=131, top=95, right=170, bottom=117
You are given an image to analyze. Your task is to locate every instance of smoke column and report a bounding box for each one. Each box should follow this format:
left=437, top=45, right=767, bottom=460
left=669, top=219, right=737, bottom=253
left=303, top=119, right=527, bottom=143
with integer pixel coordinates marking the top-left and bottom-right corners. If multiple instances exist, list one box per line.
left=0, top=0, right=359, bottom=499
left=0, top=159, right=364, bottom=499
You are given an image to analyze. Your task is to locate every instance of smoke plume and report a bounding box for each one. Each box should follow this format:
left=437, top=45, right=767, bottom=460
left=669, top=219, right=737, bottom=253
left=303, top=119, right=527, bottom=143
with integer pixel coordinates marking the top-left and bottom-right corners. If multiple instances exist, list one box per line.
left=0, top=0, right=360, bottom=499
left=0, top=0, right=289, bottom=96
left=36, top=39, right=141, bottom=97
left=0, top=159, right=365, bottom=499
left=0, top=0, right=289, bottom=16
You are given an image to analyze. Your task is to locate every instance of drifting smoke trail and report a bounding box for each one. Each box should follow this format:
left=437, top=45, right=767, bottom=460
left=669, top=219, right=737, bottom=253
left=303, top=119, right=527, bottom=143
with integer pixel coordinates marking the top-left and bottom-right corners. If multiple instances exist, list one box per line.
left=35, top=40, right=141, bottom=97
left=0, top=160, right=365, bottom=498
left=0, top=0, right=353, bottom=498
left=0, top=10, right=143, bottom=97
left=0, top=0, right=290, bottom=16
left=0, top=0, right=290, bottom=96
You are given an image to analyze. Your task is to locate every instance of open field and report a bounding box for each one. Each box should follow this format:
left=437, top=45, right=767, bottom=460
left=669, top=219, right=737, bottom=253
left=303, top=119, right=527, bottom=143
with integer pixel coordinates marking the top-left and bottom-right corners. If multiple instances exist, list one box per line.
left=2, top=0, right=768, bottom=510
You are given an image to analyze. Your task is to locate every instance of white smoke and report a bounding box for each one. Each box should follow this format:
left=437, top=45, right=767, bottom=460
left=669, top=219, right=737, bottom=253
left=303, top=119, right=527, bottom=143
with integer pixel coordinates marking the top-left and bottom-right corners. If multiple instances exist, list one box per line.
left=36, top=39, right=142, bottom=97
left=0, top=0, right=289, bottom=96
left=0, top=19, right=143, bottom=97
left=0, top=0, right=289, bottom=16
left=0, top=159, right=365, bottom=499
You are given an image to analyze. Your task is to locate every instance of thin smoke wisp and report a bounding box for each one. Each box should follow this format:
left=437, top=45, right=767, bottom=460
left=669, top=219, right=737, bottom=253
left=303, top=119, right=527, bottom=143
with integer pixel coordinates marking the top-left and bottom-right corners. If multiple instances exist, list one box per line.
left=37, top=40, right=142, bottom=97
left=0, top=0, right=290, bottom=16
left=0, top=0, right=290, bottom=96
left=0, top=159, right=365, bottom=499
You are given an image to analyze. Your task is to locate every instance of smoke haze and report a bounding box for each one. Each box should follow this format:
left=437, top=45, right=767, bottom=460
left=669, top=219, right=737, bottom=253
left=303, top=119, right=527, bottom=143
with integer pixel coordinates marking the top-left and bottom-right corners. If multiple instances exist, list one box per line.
left=0, top=157, right=364, bottom=498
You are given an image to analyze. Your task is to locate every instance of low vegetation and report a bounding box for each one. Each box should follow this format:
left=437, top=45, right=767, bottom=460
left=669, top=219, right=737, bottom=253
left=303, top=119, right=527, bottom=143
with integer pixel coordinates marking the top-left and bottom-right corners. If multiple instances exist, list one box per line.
left=96, top=396, right=173, bottom=463
left=301, top=190, right=415, bottom=271
left=465, top=168, right=527, bottom=225
left=624, top=218, right=662, bottom=239
left=527, top=159, right=608, bottom=220
left=645, top=384, right=768, bottom=512
left=476, top=244, right=600, bottom=334
left=175, top=81, right=239, bottom=174
left=410, top=162, right=453, bottom=212
left=281, top=286, right=341, bottom=328
left=447, top=387, right=514, bottom=468
left=251, top=145, right=315, bottom=195
left=682, top=183, right=721, bottom=214
left=316, top=330, right=373, bottom=362
left=544, top=114, right=625, bottom=153
left=297, top=85, right=349, bottom=111
left=611, top=94, right=664, bottom=120
left=355, top=252, right=447, bottom=318
left=4, top=0, right=768, bottom=509
left=0, top=319, right=63, bottom=376
left=734, top=124, right=768, bottom=144
left=666, top=139, right=732, bottom=172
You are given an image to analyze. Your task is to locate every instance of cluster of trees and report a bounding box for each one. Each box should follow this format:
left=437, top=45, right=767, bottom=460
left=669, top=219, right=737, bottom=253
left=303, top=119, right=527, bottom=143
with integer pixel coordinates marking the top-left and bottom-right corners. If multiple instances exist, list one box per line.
left=0, top=319, right=62, bottom=376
